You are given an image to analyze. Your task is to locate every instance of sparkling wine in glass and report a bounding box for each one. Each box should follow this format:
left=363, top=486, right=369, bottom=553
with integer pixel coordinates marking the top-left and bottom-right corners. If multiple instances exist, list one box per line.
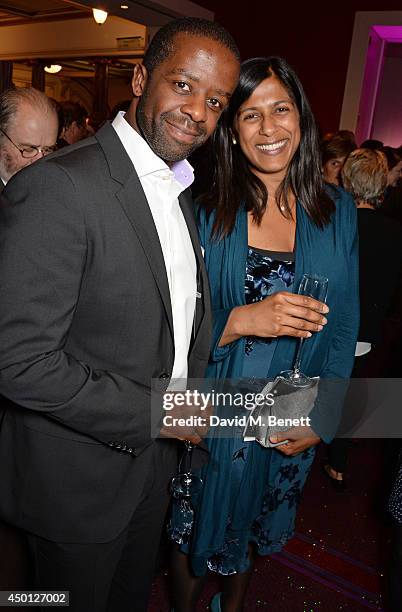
left=280, top=273, right=328, bottom=388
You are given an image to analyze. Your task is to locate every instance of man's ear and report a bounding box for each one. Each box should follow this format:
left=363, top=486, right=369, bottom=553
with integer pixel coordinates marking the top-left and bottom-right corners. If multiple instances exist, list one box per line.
left=131, top=64, right=148, bottom=97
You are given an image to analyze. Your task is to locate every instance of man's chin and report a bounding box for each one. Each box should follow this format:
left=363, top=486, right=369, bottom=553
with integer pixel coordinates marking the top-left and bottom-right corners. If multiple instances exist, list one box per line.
left=156, top=140, right=202, bottom=163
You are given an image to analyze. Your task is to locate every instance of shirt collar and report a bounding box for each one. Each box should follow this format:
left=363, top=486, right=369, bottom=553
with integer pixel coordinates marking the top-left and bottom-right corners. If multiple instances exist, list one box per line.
left=111, top=111, right=194, bottom=190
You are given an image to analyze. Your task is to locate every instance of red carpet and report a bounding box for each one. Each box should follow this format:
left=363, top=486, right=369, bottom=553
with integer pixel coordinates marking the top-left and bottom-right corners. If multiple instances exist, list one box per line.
left=148, top=440, right=392, bottom=611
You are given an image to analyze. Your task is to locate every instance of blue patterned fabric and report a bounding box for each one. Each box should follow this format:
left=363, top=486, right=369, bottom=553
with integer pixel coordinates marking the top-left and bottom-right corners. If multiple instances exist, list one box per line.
left=168, top=190, right=359, bottom=576
left=243, top=248, right=294, bottom=378
left=205, top=446, right=315, bottom=575
left=207, top=249, right=306, bottom=575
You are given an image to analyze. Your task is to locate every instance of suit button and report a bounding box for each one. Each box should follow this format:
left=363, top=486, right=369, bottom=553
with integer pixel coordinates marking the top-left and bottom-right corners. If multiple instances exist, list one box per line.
left=159, top=372, right=170, bottom=379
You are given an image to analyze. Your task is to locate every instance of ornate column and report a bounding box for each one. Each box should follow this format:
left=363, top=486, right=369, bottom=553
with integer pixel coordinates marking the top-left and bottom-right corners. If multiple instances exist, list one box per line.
left=0, top=61, right=13, bottom=94
left=31, top=61, right=45, bottom=91
left=92, top=58, right=110, bottom=128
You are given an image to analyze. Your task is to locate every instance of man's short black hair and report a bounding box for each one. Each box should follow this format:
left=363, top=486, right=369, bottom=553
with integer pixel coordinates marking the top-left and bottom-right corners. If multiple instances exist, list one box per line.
left=143, top=17, right=240, bottom=76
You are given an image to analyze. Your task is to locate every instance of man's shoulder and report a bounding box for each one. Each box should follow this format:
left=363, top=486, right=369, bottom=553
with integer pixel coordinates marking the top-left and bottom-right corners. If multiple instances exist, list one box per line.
left=45, top=134, right=104, bottom=172
left=47, top=122, right=136, bottom=187
left=2, top=135, right=110, bottom=213
left=3, top=138, right=103, bottom=197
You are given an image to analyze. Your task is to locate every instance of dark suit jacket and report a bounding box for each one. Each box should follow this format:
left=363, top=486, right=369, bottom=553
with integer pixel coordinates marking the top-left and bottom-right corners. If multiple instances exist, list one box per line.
left=0, top=122, right=212, bottom=543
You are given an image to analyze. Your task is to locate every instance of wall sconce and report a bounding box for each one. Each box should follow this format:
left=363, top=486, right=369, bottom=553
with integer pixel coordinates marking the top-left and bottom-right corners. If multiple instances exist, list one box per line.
left=44, top=65, right=62, bottom=74
left=92, top=8, right=108, bottom=24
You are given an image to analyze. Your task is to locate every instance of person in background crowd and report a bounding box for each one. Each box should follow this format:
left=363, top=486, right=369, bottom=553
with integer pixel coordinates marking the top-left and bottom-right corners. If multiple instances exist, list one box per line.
left=0, top=17, right=240, bottom=612
left=169, top=56, right=359, bottom=612
left=0, top=87, right=58, bottom=189
left=360, top=138, right=384, bottom=150
left=382, top=146, right=402, bottom=188
left=56, top=100, right=89, bottom=148
left=379, top=147, right=402, bottom=223
left=324, top=149, right=402, bottom=488
left=324, top=129, right=355, bottom=144
left=321, top=130, right=356, bottom=186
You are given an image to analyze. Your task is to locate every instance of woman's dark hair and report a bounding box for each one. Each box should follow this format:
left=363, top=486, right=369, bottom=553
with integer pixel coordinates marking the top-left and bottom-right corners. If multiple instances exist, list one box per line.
left=201, top=56, right=335, bottom=237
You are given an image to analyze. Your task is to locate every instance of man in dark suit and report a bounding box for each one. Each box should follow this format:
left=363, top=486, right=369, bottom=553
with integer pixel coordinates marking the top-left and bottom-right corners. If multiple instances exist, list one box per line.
left=0, top=18, right=240, bottom=612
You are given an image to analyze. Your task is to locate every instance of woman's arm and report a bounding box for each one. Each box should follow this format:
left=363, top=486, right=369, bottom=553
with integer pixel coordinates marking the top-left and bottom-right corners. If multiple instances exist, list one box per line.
left=219, top=292, right=328, bottom=346
left=273, top=193, right=360, bottom=454
left=305, top=196, right=360, bottom=444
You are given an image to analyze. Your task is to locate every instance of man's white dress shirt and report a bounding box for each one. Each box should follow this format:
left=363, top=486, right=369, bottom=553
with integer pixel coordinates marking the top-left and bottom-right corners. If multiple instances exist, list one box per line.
left=112, top=112, right=197, bottom=384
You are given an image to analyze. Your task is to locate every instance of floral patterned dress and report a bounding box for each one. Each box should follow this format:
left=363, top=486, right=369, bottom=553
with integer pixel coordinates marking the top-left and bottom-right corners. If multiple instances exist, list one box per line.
left=168, top=247, right=315, bottom=576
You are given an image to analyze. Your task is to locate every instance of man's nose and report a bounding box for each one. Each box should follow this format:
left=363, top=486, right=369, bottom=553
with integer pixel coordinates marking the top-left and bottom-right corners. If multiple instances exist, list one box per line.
left=180, top=95, right=207, bottom=123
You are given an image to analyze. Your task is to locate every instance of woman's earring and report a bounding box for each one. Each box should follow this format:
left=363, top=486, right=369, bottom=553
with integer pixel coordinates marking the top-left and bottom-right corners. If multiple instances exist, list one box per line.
left=232, top=135, right=237, bottom=145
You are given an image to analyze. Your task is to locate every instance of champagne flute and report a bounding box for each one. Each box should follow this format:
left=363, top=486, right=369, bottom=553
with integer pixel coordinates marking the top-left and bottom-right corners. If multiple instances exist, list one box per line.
left=168, top=441, right=203, bottom=545
left=280, top=273, right=328, bottom=388
left=170, top=441, right=203, bottom=498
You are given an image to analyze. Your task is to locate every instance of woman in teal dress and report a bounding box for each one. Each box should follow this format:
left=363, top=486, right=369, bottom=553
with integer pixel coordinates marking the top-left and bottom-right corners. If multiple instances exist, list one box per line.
left=169, top=57, right=359, bottom=611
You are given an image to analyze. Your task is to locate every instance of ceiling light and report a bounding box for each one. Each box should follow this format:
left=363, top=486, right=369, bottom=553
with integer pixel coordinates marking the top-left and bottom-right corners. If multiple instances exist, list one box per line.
left=92, top=8, right=108, bottom=24
left=120, top=4, right=129, bottom=8
left=44, top=64, right=62, bottom=74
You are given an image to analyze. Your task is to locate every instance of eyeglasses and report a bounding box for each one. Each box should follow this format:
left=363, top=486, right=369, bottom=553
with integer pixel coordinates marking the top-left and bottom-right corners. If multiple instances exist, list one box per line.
left=0, top=128, right=57, bottom=158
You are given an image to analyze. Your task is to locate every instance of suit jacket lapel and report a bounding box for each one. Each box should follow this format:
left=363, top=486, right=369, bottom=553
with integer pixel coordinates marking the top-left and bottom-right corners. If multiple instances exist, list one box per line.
left=179, top=189, right=210, bottom=342
left=96, top=123, right=174, bottom=338
left=116, top=175, right=174, bottom=337
left=178, top=188, right=203, bottom=262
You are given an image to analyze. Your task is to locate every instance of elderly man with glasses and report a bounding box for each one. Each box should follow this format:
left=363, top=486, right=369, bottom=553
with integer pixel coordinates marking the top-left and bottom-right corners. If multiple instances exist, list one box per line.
left=0, top=87, right=58, bottom=190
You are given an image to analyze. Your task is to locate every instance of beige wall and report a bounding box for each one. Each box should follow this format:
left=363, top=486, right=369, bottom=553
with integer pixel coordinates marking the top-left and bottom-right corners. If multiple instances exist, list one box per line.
left=0, top=16, right=146, bottom=61
left=11, top=62, right=134, bottom=119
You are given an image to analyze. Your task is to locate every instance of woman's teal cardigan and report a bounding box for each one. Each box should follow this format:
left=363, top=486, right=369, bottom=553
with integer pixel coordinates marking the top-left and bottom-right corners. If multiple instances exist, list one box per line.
left=198, top=187, right=359, bottom=442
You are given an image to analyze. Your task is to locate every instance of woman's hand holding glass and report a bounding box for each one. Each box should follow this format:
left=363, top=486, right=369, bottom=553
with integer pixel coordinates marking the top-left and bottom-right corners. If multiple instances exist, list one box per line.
left=220, top=290, right=329, bottom=346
